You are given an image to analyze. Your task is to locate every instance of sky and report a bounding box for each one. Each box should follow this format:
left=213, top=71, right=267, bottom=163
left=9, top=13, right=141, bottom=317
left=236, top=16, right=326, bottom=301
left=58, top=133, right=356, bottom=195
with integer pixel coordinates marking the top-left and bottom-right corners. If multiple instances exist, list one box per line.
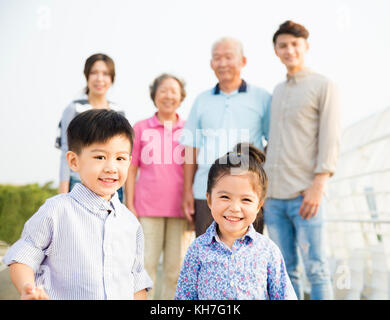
left=0, top=0, right=390, bottom=186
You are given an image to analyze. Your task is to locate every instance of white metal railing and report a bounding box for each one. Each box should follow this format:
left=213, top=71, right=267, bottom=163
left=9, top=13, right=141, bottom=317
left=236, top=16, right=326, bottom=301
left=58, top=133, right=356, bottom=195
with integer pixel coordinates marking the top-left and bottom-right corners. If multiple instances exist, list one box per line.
left=325, top=218, right=390, bottom=300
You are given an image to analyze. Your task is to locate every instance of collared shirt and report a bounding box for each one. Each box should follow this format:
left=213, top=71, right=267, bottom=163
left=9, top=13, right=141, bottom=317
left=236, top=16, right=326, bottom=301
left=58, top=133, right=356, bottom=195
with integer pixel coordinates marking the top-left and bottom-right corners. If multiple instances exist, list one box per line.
left=174, top=221, right=297, bottom=300
left=2, top=183, right=153, bottom=300
left=180, top=80, right=271, bottom=199
left=264, top=68, right=341, bottom=199
left=59, top=95, right=124, bottom=182
left=131, top=113, right=185, bottom=217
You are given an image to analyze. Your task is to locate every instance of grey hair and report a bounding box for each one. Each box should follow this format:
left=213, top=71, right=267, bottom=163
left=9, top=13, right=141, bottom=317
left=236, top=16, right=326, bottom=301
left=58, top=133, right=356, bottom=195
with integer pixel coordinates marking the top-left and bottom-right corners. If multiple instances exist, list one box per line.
left=211, top=37, right=244, bottom=57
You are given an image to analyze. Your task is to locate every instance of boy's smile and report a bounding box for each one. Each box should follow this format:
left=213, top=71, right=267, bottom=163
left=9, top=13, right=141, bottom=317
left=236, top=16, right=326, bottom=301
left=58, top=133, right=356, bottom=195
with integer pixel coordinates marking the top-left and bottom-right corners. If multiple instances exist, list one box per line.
left=67, top=135, right=131, bottom=201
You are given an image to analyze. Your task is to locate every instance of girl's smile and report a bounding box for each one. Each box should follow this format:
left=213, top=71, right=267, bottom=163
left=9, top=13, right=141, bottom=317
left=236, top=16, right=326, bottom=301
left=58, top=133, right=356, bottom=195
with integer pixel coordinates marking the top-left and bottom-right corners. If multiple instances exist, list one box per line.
left=206, top=173, right=263, bottom=248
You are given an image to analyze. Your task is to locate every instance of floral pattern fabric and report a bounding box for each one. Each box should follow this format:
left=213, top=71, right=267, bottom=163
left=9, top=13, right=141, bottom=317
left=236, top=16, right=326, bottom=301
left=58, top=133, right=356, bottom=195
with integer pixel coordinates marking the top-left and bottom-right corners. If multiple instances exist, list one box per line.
left=175, top=221, right=297, bottom=300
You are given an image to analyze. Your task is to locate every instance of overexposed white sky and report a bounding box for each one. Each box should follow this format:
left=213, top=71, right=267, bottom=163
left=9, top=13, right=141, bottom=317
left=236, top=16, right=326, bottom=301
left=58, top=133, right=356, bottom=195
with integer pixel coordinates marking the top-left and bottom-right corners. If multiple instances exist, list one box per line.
left=1, top=0, right=389, bottom=185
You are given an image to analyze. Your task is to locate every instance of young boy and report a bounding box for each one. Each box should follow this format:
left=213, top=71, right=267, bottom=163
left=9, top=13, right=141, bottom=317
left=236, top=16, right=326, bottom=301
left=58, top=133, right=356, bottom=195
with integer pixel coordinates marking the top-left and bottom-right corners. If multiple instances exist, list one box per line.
left=2, top=109, right=153, bottom=300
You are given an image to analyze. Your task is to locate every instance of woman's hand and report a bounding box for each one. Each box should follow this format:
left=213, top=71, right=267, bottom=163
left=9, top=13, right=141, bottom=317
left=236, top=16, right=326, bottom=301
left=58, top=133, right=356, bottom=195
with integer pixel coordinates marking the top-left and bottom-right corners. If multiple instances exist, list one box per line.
left=58, top=181, right=69, bottom=194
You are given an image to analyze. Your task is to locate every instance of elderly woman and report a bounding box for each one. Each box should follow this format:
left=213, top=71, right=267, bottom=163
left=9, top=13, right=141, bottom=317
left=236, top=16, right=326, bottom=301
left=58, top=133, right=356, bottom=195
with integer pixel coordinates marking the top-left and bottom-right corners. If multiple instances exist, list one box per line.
left=57, top=53, right=125, bottom=201
left=125, top=73, right=194, bottom=300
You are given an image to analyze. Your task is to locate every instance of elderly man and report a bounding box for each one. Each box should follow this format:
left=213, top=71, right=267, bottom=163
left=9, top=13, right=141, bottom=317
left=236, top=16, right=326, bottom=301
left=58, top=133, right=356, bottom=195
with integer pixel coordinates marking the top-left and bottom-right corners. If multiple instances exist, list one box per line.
left=263, top=21, right=341, bottom=300
left=180, top=37, right=271, bottom=237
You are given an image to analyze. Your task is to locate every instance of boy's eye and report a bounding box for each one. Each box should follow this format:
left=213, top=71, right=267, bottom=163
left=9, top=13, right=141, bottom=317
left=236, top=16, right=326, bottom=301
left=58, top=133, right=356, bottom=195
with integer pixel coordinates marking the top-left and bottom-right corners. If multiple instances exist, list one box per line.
left=220, top=195, right=229, bottom=199
left=243, top=198, right=252, bottom=202
left=94, top=156, right=105, bottom=160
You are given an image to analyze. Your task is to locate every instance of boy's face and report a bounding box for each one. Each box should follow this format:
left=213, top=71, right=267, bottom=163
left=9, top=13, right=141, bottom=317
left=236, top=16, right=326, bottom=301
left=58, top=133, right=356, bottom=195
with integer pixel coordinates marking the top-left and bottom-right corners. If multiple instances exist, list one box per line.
left=67, top=135, right=132, bottom=201
left=274, top=34, right=309, bottom=71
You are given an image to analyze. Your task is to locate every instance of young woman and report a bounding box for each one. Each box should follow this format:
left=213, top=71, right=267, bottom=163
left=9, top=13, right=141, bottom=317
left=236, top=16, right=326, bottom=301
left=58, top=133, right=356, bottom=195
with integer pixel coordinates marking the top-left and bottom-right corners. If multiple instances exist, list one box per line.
left=57, top=53, right=125, bottom=201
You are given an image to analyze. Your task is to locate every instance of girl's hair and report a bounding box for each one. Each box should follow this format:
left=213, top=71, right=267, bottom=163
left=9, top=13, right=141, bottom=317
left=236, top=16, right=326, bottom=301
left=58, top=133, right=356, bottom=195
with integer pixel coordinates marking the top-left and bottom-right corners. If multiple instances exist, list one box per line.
left=207, top=143, right=268, bottom=202
left=149, top=73, right=186, bottom=105
left=84, top=53, right=115, bottom=94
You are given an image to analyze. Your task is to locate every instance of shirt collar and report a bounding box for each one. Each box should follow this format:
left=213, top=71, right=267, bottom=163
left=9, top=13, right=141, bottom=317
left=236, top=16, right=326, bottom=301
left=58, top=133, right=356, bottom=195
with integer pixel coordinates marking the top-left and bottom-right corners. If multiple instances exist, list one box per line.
left=286, top=67, right=312, bottom=83
left=213, top=79, right=247, bottom=95
left=147, top=112, right=185, bottom=129
left=75, top=94, right=119, bottom=111
left=203, top=220, right=257, bottom=245
left=69, top=183, right=120, bottom=217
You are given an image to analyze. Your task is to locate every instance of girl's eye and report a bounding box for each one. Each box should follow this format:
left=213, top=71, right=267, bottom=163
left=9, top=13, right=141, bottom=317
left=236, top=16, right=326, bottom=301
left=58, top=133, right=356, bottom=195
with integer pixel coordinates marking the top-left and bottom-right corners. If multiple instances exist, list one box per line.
left=243, top=198, right=252, bottom=202
left=220, top=195, right=229, bottom=199
left=95, top=156, right=105, bottom=160
left=117, top=157, right=127, bottom=161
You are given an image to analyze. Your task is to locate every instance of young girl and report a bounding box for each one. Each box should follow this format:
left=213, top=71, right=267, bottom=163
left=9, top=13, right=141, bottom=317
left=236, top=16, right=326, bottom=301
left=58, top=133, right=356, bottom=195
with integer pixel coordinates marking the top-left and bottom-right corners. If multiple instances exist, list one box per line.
left=174, top=143, right=297, bottom=300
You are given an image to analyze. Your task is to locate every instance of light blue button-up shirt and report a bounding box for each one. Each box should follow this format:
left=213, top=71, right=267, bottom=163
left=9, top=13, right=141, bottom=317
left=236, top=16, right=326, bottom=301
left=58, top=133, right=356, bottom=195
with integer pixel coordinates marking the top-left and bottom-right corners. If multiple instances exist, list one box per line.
left=2, top=183, right=153, bottom=300
left=180, top=81, right=271, bottom=199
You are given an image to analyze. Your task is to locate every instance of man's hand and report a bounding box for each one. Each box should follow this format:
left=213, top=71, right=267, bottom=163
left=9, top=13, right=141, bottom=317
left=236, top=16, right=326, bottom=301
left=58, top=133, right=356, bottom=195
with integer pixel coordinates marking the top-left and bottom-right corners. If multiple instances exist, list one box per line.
left=182, top=189, right=195, bottom=224
left=299, top=173, right=330, bottom=220
left=21, top=283, right=49, bottom=300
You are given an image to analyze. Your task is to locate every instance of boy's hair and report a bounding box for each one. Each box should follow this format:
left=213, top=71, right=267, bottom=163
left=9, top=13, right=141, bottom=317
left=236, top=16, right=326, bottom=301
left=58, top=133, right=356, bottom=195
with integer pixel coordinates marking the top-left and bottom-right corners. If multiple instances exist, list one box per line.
left=67, top=109, right=134, bottom=154
left=272, top=20, right=309, bottom=45
left=207, top=143, right=268, bottom=202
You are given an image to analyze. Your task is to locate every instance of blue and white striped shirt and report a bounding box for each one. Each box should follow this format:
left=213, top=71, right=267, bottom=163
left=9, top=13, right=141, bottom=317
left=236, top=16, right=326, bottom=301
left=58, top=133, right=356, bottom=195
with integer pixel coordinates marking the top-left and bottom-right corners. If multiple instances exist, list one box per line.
left=2, top=183, right=153, bottom=300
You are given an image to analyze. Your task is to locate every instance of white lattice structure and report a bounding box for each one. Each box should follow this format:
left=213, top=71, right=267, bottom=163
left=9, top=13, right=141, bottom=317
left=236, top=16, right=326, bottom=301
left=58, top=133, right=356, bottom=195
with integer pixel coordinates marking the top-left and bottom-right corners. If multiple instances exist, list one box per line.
left=326, top=106, right=390, bottom=299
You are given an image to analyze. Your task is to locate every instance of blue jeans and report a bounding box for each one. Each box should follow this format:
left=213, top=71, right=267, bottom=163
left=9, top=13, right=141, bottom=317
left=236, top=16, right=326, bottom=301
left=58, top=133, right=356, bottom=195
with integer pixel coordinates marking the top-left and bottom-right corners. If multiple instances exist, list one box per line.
left=264, top=195, right=333, bottom=300
left=69, top=176, right=124, bottom=203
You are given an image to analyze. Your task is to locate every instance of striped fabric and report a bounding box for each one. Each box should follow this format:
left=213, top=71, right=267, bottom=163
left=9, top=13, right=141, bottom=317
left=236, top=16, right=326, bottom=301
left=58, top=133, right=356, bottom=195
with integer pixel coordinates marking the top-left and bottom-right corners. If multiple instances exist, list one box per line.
left=2, top=183, right=153, bottom=300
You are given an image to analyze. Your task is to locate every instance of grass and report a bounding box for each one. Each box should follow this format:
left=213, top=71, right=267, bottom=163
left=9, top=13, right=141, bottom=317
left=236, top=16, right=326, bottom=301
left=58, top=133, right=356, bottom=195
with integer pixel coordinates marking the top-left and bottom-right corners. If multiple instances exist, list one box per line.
left=0, top=182, right=57, bottom=245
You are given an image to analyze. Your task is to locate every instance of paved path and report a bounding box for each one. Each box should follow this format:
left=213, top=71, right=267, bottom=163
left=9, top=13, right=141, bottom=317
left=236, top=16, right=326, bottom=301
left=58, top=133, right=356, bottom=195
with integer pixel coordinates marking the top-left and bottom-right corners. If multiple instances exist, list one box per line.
left=0, top=241, right=18, bottom=300
left=0, top=268, right=18, bottom=300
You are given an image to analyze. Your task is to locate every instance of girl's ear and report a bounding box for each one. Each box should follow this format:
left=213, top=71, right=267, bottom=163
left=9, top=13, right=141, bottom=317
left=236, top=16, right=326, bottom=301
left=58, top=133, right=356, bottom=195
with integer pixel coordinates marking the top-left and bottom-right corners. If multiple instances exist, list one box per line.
left=206, top=192, right=212, bottom=209
left=257, top=199, right=265, bottom=212
left=66, top=151, right=80, bottom=172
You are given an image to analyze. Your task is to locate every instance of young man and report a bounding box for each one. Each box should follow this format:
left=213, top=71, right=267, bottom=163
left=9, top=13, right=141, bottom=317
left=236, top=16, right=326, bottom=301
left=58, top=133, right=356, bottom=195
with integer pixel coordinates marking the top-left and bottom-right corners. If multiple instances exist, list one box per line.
left=263, top=21, right=341, bottom=300
left=180, top=37, right=271, bottom=237
left=3, top=109, right=152, bottom=300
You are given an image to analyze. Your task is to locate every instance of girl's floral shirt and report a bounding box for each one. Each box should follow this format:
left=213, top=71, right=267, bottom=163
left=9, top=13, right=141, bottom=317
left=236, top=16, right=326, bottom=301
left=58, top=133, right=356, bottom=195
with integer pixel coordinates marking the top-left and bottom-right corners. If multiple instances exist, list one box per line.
left=175, top=221, right=297, bottom=300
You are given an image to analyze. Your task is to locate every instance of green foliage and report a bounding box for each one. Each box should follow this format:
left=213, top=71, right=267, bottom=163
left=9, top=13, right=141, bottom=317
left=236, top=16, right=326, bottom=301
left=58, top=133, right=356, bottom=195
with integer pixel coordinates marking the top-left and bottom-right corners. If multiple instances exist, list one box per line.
left=0, top=182, right=57, bottom=245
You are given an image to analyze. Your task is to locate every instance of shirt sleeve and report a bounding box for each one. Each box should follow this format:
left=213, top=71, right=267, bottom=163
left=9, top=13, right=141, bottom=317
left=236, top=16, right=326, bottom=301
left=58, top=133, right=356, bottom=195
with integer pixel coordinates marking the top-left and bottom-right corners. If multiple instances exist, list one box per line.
left=262, top=91, right=272, bottom=143
left=59, top=103, right=76, bottom=182
left=131, top=225, right=153, bottom=293
left=267, top=243, right=297, bottom=300
left=130, top=122, right=142, bottom=167
left=179, top=97, right=202, bottom=148
left=315, top=80, right=341, bottom=176
left=174, top=240, right=200, bottom=300
left=2, top=201, right=54, bottom=272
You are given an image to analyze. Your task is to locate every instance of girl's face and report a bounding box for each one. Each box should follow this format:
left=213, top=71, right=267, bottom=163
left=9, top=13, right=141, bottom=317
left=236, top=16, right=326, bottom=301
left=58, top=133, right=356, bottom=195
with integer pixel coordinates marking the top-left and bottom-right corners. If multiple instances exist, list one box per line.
left=87, top=60, right=113, bottom=97
left=154, top=77, right=182, bottom=117
left=206, top=173, right=263, bottom=243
